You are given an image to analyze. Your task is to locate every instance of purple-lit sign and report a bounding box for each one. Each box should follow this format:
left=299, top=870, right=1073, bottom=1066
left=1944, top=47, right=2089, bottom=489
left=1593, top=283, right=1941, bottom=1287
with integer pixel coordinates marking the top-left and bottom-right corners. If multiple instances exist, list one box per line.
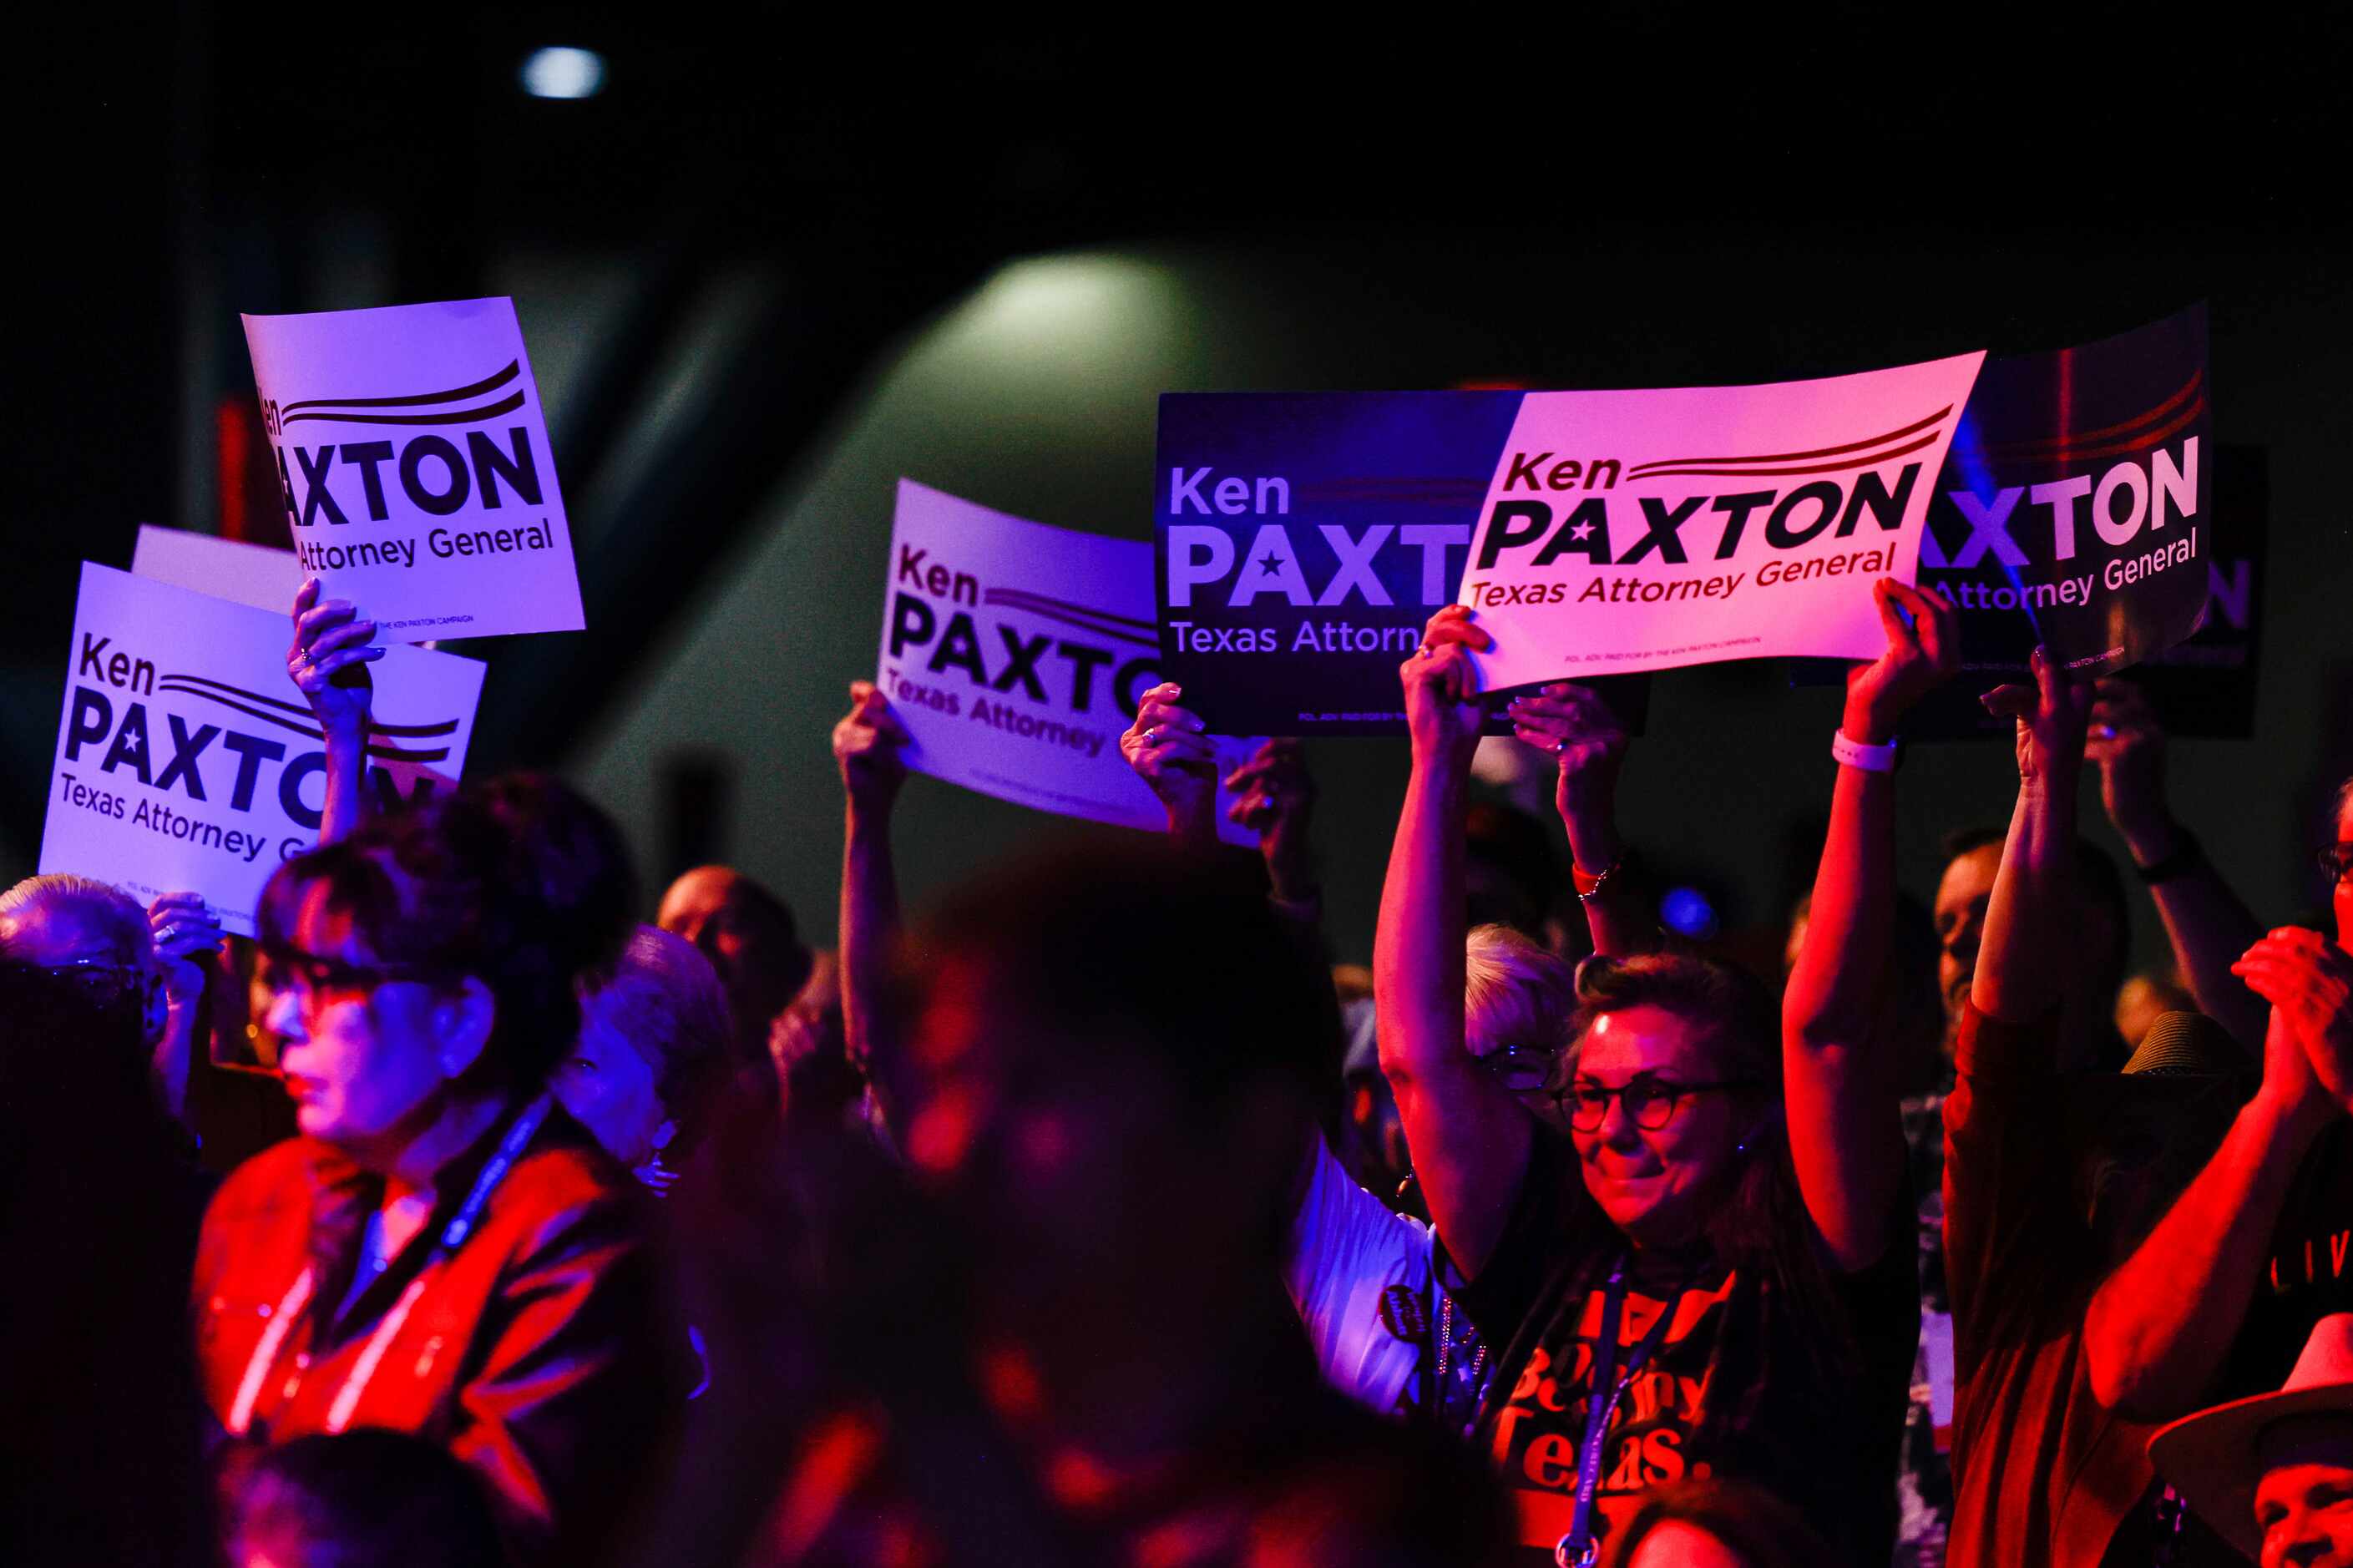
left=878, top=481, right=1257, bottom=841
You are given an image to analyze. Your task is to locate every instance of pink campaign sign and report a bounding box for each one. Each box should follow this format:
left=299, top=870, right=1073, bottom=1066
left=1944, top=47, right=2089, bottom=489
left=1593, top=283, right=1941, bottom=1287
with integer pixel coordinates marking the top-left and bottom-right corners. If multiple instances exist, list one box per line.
left=240, top=297, right=585, bottom=640
left=1458, top=350, right=1986, bottom=688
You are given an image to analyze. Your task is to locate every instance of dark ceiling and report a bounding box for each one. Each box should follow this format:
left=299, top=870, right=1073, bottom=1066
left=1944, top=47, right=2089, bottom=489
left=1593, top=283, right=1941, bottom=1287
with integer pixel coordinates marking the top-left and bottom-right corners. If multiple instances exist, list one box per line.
left=5, top=7, right=2348, bottom=851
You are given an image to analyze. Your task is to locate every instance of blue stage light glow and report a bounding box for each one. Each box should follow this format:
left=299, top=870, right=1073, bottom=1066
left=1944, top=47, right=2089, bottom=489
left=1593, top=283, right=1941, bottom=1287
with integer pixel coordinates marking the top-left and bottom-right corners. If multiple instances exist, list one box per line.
left=1660, top=886, right=1718, bottom=940
left=521, top=47, right=606, bottom=100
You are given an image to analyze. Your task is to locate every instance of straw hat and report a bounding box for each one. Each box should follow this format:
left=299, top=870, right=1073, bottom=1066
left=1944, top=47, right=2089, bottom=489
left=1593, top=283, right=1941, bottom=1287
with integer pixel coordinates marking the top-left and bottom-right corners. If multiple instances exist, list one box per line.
left=2148, top=1313, right=2353, bottom=1560
left=2123, top=1009, right=2244, bottom=1078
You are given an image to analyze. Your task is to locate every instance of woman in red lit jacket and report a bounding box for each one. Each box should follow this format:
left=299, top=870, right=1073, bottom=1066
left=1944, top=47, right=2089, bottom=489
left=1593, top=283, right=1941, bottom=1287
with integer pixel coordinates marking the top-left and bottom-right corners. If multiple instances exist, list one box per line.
left=192, top=790, right=669, bottom=1561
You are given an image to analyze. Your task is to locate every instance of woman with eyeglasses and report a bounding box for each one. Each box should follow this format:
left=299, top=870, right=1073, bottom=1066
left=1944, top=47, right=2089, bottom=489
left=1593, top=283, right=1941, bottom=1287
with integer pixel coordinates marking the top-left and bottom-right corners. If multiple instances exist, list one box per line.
left=1378, top=580, right=1957, bottom=1565
left=189, top=790, right=667, bottom=1563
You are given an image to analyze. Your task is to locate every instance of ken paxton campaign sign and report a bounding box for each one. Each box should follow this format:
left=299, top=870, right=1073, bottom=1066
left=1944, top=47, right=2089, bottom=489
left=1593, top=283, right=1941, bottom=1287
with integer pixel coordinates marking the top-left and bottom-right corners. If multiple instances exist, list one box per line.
left=1155, top=356, right=1983, bottom=731
left=40, top=564, right=486, bottom=935
left=1458, top=352, right=1986, bottom=690
left=879, top=481, right=1256, bottom=843
left=242, top=297, right=584, bottom=640
left=1923, top=306, right=2213, bottom=678
left=1157, top=392, right=1522, bottom=734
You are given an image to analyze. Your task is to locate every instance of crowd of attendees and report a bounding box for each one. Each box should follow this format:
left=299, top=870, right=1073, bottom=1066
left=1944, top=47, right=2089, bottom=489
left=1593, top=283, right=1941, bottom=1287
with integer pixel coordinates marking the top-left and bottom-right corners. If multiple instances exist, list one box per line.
left=5, top=568, right=2351, bottom=1568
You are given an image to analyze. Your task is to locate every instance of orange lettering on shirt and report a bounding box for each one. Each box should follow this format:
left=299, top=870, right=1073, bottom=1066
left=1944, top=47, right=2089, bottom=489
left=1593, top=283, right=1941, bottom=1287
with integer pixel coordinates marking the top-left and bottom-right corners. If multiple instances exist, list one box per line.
left=1641, top=1429, right=1687, bottom=1484
left=2334, top=1231, right=2350, bottom=1278
left=1512, top=1347, right=1550, bottom=1403
left=1627, top=1371, right=1669, bottom=1424
left=1604, top=1433, right=1647, bottom=1490
left=1620, top=1292, right=1669, bottom=1346
left=1526, top=1433, right=1579, bottom=1490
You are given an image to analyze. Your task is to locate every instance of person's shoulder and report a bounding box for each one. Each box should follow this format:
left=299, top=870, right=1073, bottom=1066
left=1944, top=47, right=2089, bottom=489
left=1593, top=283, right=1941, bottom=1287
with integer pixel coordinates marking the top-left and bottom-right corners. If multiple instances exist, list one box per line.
left=205, top=1136, right=330, bottom=1216
left=488, top=1116, right=647, bottom=1255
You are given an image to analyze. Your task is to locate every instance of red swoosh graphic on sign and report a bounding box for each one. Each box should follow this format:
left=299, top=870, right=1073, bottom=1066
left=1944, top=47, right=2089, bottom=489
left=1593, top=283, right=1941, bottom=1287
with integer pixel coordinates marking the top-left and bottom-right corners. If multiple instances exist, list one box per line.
left=154, top=679, right=457, bottom=763
left=279, top=361, right=521, bottom=417
left=1952, top=393, right=2207, bottom=469
left=159, top=675, right=458, bottom=737
left=983, top=589, right=1156, bottom=636
left=1625, top=407, right=1951, bottom=478
left=278, top=389, right=527, bottom=428
left=982, top=590, right=1157, bottom=651
left=1614, top=431, right=1944, bottom=483
left=1954, top=371, right=2204, bottom=461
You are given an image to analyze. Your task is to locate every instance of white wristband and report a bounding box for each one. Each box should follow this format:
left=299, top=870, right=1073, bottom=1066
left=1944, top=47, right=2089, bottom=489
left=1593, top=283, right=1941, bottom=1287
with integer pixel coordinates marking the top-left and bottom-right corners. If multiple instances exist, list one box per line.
left=1831, top=730, right=1899, bottom=772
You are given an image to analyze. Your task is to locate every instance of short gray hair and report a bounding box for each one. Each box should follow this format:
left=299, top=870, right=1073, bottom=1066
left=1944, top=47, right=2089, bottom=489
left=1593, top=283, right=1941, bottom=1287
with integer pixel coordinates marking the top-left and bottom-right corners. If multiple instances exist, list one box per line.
left=0, top=874, right=149, bottom=961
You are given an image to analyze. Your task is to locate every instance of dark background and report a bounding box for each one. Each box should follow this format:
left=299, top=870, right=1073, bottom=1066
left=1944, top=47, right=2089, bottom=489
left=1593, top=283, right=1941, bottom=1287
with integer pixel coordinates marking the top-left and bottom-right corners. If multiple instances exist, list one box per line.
left=8, top=7, right=2350, bottom=966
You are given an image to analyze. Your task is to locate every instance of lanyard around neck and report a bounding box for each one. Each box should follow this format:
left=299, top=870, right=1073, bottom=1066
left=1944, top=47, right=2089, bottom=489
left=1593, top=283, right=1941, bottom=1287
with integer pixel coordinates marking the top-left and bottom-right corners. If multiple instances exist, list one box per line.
left=226, top=1094, right=554, bottom=1437
left=1556, top=1255, right=1684, bottom=1568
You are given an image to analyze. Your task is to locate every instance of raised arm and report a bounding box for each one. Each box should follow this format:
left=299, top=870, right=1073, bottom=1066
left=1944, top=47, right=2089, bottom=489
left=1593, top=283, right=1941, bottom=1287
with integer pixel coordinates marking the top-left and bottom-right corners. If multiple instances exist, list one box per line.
left=1782, top=579, right=1957, bottom=1269
left=1223, top=739, right=1321, bottom=918
left=2088, top=677, right=2266, bottom=1050
left=1121, top=689, right=1323, bottom=920
left=2086, top=1007, right=2334, bottom=1417
left=286, top=577, right=384, bottom=847
left=1118, top=682, right=1222, bottom=849
left=1500, top=682, right=1647, bottom=956
left=144, top=892, right=228, bottom=1125
left=1941, top=645, right=2099, bottom=1371
left=832, top=680, right=911, bottom=1136
left=1373, top=605, right=1531, bottom=1278
left=2083, top=685, right=2340, bottom=1419
left=1970, top=646, right=2093, bottom=1022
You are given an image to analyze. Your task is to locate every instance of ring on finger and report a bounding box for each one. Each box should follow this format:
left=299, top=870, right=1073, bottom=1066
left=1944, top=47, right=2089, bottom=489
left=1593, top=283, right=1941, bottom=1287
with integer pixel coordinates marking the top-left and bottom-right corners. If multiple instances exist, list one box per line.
left=1145, top=726, right=1158, bottom=745
left=1416, top=645, right=1433, bottom=659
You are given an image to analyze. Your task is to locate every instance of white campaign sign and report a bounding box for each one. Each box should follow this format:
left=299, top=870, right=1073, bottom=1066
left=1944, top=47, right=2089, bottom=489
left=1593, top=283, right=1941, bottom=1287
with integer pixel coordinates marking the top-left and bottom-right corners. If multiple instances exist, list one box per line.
left=241, top=297, right=584, bottom=639
left=39, top=564, right=487, bottom=935
left=132, top=524, right=305, bottom=613
left=877, top=481, right=1258, bottom=844
left=1458, top=352, right=1987, bottom=687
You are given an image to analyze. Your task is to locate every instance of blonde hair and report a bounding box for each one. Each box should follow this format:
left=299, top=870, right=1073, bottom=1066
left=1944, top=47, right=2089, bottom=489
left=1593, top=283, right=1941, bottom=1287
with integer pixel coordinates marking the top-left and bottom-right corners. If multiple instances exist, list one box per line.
left=1463, top=923, right=1576, bottom=1059
left=0, top=874, right=149, bottom=959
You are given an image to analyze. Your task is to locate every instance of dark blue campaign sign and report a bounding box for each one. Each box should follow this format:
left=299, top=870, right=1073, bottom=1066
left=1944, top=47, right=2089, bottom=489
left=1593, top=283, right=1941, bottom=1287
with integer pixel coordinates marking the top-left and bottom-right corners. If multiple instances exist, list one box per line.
left=1899, top=443, right=2264, bottom=741
left=2134, top=444, right=2264, bottom=738
left=1155, top=392, right=1522, bottom=735
left=1904, top=306, right=2211, bottom=739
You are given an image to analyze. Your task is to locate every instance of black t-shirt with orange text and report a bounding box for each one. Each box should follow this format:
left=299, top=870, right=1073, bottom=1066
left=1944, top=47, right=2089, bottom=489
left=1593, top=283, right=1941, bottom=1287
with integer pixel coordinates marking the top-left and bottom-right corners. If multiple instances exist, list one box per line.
left=1455, top=1132, right=1917, bottom=1566
left=2232, top=1120, right=2353, bottom=1399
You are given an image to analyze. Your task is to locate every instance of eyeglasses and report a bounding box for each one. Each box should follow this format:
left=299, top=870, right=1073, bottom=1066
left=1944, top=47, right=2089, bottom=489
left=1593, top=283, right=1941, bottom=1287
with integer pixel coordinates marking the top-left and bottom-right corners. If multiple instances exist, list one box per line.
left=2317, top=843, right=2353, bottom=883
left=3, top=959, right=159, bottom=1011
left=259, top=945, right=444, bottom=1004
left=1555, top=1074, right=1760, bottom=1132
left=1480, top=1044, right=1559, bottom=1093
